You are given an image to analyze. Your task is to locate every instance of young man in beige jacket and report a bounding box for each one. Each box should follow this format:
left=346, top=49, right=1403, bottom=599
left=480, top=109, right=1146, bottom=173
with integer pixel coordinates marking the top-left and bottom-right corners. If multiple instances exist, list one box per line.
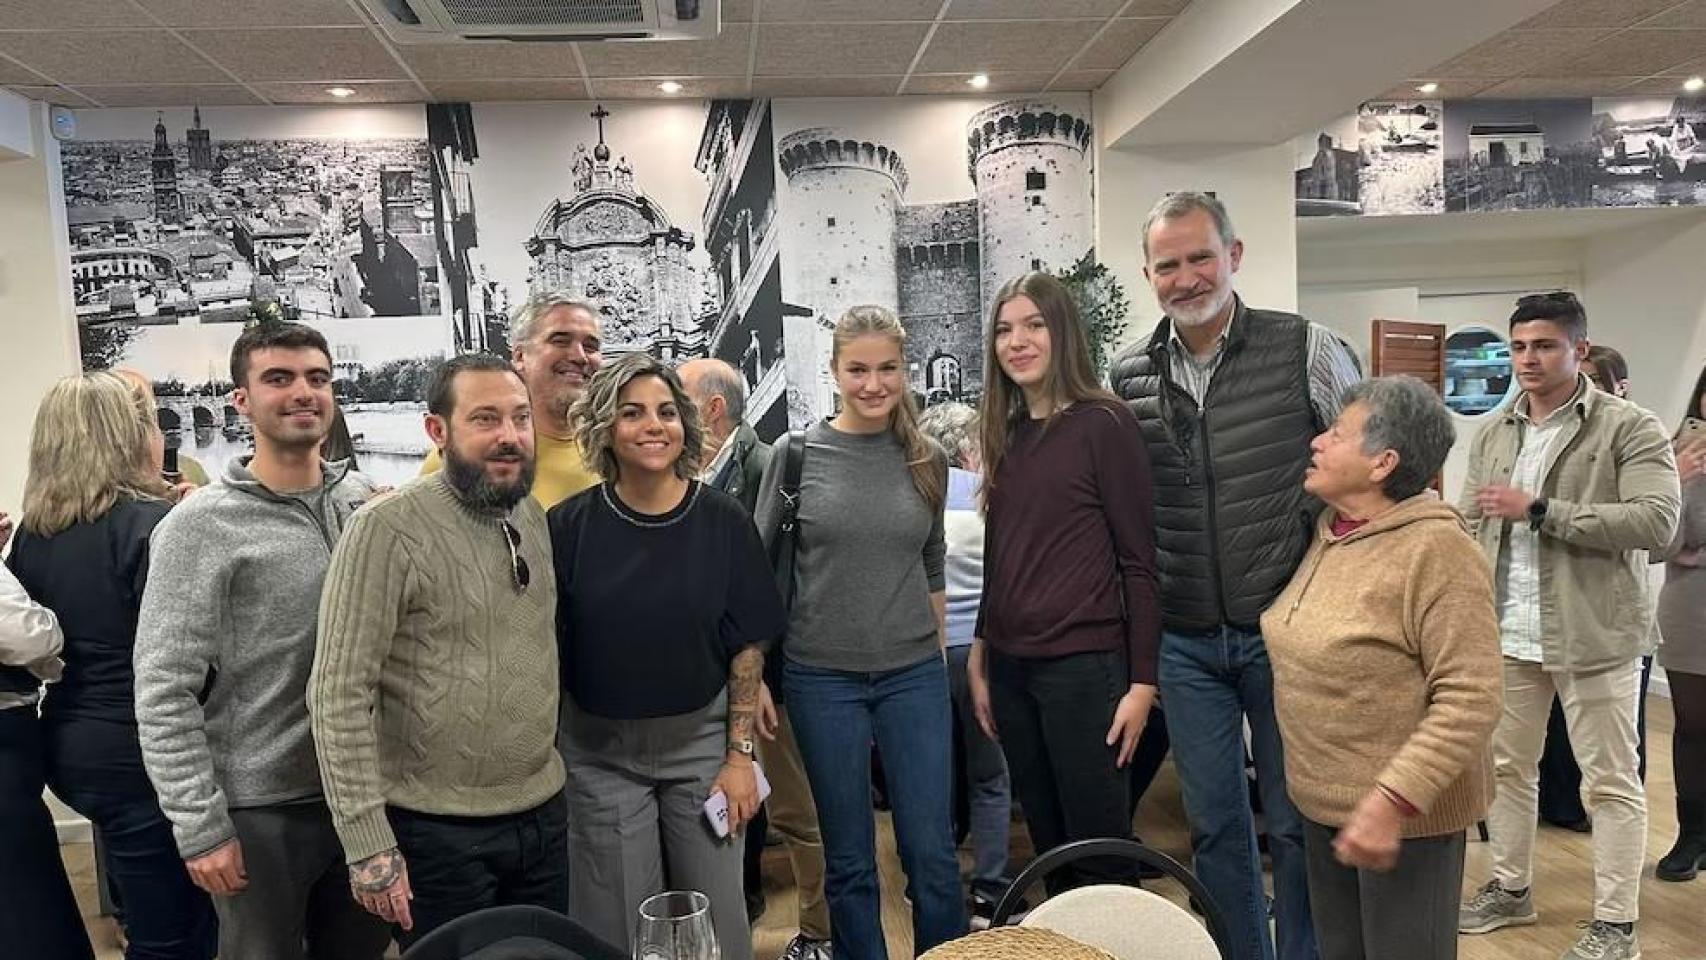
left=1457, top=291, right=1681, bottom=960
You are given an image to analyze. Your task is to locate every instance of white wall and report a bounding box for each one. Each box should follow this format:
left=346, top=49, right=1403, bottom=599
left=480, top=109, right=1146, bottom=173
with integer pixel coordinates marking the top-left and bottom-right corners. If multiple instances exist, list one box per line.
left=1583, top=216, right=1706, bottom=429
left=1097, top=142, right=1297, bottom=355
left=0, top=97, right=77, bottom=516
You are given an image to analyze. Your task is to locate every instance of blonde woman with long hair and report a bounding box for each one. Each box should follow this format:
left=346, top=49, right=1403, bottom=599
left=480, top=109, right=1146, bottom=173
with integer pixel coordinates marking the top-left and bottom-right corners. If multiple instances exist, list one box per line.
left=967, top=272, right=1160, bottom=891
left=754, top=306, right=967, bottom=959
left=6, top=372, right=217, bottom=959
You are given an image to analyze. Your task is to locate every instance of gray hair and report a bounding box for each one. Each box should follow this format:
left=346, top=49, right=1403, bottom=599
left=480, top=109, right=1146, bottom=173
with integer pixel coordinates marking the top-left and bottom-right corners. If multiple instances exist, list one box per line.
left=686, top=358, right=746, bottom=424
left=1141, top=190, right=1237, bottom=261
left=917, top=401, right=979, bottom=469
left=510, top=290, right=602, bottom=348
left=1342, top=375, right=1455, bottom=502
left=572, top=352, right=704, bottom=483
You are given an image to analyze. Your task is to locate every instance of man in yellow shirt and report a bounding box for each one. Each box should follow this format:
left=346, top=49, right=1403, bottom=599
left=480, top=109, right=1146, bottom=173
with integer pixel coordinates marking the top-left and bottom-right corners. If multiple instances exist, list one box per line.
left=421, top=292, right=604, bottom=508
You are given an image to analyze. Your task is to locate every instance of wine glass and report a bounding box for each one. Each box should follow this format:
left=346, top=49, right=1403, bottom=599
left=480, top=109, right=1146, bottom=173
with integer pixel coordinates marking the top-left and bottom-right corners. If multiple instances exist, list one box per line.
left=634, top=890, right=719, bottom=960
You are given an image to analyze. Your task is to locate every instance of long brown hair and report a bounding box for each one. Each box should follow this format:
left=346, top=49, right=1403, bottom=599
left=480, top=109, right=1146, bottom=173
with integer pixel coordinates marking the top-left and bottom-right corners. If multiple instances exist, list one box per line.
left=832, top=306, right=945, bottom=511
left=978, top=271, right=1117, bottom=496
left=22, top=372, right=168, bottom=536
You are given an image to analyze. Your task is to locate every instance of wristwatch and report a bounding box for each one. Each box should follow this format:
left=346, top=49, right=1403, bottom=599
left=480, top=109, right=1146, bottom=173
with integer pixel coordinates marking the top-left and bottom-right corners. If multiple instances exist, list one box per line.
left=729, top=738, right=755, bottom=758
left=1527, top=497, right=1548, bottom=530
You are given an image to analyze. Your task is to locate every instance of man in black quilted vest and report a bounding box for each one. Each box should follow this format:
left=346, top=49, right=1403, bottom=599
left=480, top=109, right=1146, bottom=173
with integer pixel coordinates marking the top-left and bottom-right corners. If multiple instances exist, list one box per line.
left=1111, top=191, right=1361, bottom=960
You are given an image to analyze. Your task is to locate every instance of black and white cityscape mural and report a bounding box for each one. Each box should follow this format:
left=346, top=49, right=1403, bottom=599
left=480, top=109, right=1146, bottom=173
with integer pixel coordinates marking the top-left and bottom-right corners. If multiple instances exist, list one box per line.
left=61, top=105, right=452, bottom=487
left=438, top=94, right=1093, bottom=437
left=1297, top=94, right=1706, bottom=216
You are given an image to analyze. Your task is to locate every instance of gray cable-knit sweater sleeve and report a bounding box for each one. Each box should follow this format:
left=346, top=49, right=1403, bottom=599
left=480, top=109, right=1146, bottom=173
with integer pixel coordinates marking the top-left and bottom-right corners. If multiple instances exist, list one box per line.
left=134, top=505, right=236, bottom=859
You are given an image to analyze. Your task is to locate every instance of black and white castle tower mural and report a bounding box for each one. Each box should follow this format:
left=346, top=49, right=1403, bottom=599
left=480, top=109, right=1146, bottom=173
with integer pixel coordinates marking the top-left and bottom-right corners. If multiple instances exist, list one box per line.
left=773, top=97, right=1094, bottom=425
left=525, top=104, right=711, bottom=364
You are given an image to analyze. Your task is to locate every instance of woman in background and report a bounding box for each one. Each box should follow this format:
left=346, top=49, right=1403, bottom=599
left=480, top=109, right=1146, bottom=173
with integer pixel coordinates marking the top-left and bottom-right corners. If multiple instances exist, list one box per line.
left=917, top=400, right=1013, bottom=924
left=1656, top=362, right=1706, bottom=882
left=7, top=372, right=217, bottom=960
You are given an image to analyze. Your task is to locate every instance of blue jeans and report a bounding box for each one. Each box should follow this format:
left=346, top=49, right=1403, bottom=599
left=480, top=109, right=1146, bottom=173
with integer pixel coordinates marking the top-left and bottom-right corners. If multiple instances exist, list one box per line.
left=785, top=656, right=968, bottom=960
left=1160, top=628, right=1316, bottom=960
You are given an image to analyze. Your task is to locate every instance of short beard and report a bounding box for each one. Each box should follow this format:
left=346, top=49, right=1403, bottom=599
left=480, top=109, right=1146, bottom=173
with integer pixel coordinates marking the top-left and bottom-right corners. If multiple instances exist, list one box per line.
left=443, top=444, right=536, bottom=513
left=1166, top=286, right=1234, bottom=330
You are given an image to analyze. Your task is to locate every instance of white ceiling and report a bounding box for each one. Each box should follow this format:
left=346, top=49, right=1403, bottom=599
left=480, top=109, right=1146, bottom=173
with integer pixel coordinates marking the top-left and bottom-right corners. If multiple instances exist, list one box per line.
left=0, top=0, right=1189, bottom=107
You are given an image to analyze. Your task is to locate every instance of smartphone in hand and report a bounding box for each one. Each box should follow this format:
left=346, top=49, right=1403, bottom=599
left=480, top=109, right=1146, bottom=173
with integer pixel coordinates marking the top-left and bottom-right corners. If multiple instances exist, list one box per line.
left=703, top=762, right=773, bottom=839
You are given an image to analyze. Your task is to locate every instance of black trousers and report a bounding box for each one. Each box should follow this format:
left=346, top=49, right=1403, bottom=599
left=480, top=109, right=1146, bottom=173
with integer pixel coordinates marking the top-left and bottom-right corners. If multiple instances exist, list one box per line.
left=987, top=649, right=1133, bottom=892
left=388, top=790, right=571, bottom=947
left=0, top=706, right=94, bottom=960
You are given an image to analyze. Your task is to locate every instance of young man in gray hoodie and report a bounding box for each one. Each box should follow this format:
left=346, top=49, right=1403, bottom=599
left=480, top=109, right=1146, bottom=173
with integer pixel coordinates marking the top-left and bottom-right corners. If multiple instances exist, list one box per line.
left=135, top=323, right=390, bottom=960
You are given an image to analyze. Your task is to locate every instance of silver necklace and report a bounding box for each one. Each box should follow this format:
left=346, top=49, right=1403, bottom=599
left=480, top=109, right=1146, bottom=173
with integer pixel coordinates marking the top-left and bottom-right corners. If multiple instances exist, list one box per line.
left=601, top=481, right=701, bottom=529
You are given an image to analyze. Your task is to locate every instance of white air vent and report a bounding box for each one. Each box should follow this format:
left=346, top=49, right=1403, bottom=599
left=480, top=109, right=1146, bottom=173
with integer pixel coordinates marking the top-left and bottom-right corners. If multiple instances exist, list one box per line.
left=360, top=0, right=719, bottom=43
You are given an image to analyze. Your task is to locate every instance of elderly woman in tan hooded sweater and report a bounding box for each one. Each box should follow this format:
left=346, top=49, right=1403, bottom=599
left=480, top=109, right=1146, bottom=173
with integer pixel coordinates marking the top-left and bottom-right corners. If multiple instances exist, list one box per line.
left=1262, top=376, right=1502, bottom=960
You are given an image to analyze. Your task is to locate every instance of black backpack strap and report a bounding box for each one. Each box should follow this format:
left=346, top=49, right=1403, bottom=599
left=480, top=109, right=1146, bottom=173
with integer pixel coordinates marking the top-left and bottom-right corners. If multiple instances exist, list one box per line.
left=765, top=430, right=807, bottom=701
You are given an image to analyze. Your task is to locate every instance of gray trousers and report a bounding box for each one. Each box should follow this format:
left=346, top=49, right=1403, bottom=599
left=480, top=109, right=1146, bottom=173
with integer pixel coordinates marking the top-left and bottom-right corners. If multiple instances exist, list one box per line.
left=561, top=690, right=752, bottom=960
left=1302, top=819, right=1466, bottom=960
left=215, top=801, right=392, bottom=960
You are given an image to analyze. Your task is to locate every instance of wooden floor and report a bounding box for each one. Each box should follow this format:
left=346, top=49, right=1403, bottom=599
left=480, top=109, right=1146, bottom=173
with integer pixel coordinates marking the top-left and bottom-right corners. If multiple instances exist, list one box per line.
left=70, top=696, right=1699, bottom=960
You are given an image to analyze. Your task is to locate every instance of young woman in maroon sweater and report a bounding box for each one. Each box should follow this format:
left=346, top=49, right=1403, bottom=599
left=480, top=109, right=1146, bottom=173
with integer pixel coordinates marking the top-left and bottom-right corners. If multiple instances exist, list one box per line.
left=968, top=271, right=1161, bottom=889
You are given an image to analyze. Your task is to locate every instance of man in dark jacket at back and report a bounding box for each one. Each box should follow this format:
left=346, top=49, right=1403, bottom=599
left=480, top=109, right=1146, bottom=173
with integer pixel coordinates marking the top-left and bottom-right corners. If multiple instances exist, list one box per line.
left=679, top=358, right=830, bottom=960
left=1110, top=191, right=1361, bottom=960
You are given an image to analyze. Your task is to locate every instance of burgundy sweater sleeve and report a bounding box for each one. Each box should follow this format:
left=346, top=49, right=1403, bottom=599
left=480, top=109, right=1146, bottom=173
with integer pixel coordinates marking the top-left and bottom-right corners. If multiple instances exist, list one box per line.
left=1089, top=404, right=1160, bottom=685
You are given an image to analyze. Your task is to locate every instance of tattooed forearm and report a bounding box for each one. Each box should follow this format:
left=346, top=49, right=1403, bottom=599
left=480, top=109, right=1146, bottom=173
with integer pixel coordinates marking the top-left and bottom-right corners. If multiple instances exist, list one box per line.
left=349, top=848, right=405, bottom=893
left=727, top=644, right=764, bottom=751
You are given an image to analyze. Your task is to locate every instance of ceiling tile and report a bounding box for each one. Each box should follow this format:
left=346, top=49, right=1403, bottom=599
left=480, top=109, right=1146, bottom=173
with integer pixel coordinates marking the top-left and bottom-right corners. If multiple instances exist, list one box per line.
left=722, top=0, right=755, bottom=21
left=1642, top=0, right=1706, bottom=28
left=401, top=42, right=582, bottom=80
left=1564, top=28, right=1706, bottom=75
left=1515, top=0, right=1684, bottom=29
left=0, top=30, right=227, bottom=84
left=903, top=72, right=1053, bottom=94
left=181, top=28, right=408, bottom=82
left=580, top=23, right=752, bottom=77
left=946, top=0, right=1129, bottom=18
left=131, top=0, right=365, bottom=28
left=1474, top=76, right=1649, bottom=97
left=759, top=0, right=941, bottom=21
left=1371, top=79, right=1496, bottom=100
left=0, top=55, right=50, bottom=84
left=0, top=0, right=155, bottom=29
left=593, top=77, right=750, bottom=99
left=3, top=84, right=98, bottom=107
left=756, top=22, right=931, bottom=75
left=916, top=19, right=1102, bottom=74
left=1071, top=17, right=1168, bottom=70
left=1616, top=74, right=1706, bottom=94
left=426, top=78, right=591, bottom=101
left=1047, top=69, right=1117, bottom=91
left=750, top=75, right=905, bottom=97
left=253, top=81, right=426, bottom=104
left=1120, top=0, right=1192, bottom=14
left=73, top=84, right=267, bottom=106
left=1427, top=29, right=1612, bottom=79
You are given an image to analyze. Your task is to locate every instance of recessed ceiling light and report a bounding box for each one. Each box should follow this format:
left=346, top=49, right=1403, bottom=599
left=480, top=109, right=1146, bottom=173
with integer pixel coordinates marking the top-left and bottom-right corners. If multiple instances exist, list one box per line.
left=1416, top=82, right=1439, bottom=95
left=968, top=74, right=990, bottom=89
left=327, top=86, right=356, bottom=98
left=658, top=80, right=683, bottom=94
left=1686, top=76, right=1705, bottom=93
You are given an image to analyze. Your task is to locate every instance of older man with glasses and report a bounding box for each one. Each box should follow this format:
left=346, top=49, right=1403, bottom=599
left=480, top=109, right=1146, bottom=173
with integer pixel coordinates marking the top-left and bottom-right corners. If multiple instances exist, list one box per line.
left=309, top=353, right=568, bottom=948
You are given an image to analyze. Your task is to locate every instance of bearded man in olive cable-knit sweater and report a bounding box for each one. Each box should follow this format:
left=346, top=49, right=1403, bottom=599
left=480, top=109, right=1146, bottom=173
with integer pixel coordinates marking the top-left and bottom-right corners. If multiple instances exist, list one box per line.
left=309, top=354, right=566, bottom=948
